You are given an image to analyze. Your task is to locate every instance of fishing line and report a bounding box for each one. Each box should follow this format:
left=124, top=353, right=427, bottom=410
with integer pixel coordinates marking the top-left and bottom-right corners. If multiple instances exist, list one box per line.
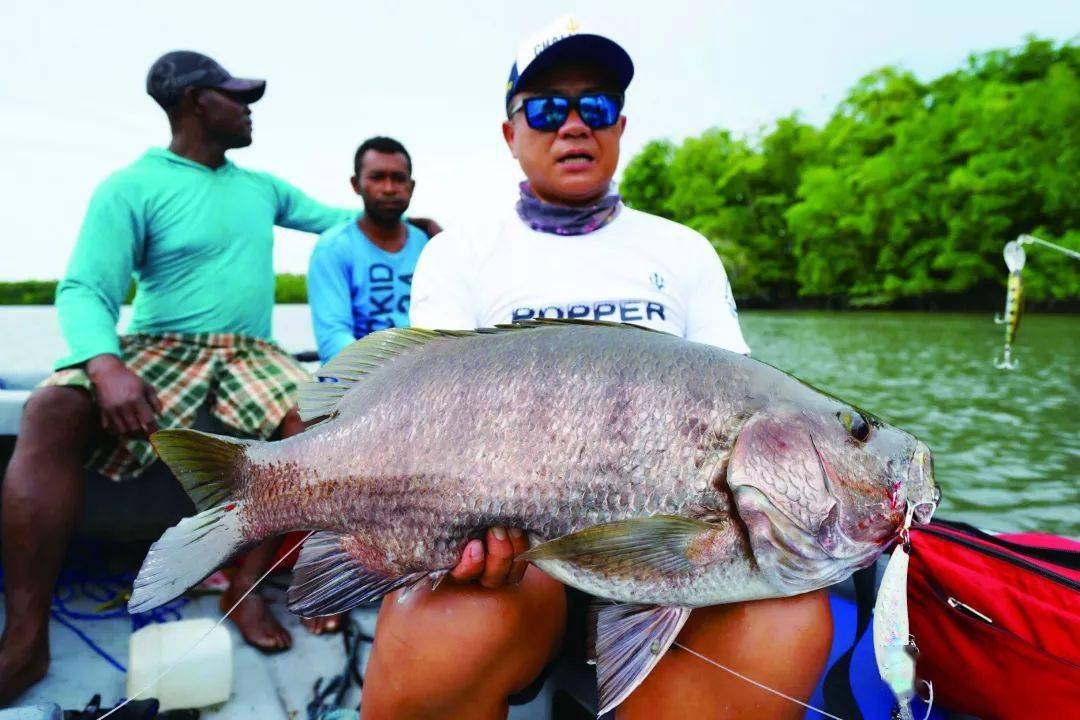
left=1016, top=234, right=1080, bottom=260
left=672, top=641, right=848, bottom=720
left=98, top=530, right=316, bottom=720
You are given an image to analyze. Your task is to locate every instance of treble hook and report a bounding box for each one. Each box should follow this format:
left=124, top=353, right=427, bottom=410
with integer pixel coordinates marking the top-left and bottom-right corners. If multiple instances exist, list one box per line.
left=995, top=346, right=1019, bottom=370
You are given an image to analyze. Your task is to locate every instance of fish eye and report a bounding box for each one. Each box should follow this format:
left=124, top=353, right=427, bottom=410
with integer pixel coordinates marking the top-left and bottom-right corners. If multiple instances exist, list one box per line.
left=838, top=411, right=872, bottom=442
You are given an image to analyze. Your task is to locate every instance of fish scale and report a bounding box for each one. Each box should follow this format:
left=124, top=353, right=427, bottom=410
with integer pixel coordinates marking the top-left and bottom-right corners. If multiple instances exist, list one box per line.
left=242, top=327, right=743, bottom=589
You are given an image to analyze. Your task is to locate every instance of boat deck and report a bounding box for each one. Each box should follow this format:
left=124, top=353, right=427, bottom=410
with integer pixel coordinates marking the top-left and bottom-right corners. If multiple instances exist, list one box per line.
left=1, top=579, right=557, bottom=718
left=3, top=587, right=369, bottom=717
left=2, top=571, right=955, bottom=720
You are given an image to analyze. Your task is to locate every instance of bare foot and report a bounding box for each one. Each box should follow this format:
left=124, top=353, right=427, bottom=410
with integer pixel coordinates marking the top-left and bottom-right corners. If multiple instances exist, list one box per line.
left=300, top=613, right=344, bottom=635
left=0, top=635, right=50, bottom=705
left=220, top=583, right=292, bottom=653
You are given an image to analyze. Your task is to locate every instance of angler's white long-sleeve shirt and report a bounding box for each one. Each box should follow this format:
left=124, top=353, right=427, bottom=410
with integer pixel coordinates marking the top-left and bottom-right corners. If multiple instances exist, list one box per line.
left=409, top=206, right=750, bottom=354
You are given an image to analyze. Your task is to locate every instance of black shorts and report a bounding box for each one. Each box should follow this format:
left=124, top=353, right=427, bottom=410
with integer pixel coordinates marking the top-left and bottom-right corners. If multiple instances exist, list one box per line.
left=507, top=586, right=594, bottom=706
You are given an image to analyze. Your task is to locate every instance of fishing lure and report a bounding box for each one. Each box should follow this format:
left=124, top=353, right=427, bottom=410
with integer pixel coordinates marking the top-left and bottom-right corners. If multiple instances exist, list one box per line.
left=874, top=504, right=935, bottom=720
left=994, top=241, right=1025, bottom=370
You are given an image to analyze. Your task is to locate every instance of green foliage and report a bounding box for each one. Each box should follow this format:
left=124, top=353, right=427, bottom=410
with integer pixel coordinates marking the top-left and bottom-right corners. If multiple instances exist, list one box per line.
left=0, top=280, right=57, bottom=305
left=0, top=275, right=310, bottom=305
left=621, top=37, right=1080, bottom=306
left=620, top=140, right=674, bottom=219
left=274, top=274, right=308, bottom=303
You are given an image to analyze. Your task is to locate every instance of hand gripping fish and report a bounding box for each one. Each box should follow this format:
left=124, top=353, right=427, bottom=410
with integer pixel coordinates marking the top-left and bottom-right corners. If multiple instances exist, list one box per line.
left=129, top=320, right=940, bottom=715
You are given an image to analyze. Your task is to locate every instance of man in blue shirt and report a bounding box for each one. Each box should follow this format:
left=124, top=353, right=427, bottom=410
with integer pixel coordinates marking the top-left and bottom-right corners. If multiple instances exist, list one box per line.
left=308, top=137, right=432, bottom=363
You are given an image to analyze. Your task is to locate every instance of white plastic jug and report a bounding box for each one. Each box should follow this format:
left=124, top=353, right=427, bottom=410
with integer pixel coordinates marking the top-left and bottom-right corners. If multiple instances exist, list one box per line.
left=126, top=619, right=232, bottom=711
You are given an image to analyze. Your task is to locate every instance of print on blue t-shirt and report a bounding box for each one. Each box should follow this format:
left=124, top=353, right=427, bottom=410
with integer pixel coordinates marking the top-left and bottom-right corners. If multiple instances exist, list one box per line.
left=308, top=217, right=429, bottom=362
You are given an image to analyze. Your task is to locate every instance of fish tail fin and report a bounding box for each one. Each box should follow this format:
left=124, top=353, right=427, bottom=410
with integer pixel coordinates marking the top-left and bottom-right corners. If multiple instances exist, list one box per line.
left=128, top=429, right=255, bottom=613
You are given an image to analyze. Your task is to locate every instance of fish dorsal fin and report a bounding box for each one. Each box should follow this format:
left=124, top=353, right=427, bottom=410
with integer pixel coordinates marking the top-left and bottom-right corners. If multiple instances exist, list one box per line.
left=298, top=320, right=658, bottom=421
left=590, top=603, right=692, bottom=714
left=519, top=515, right=719, bottom=575
left=496, top=318, right=661, bottom=333
left=297, top=328, right=473, bottom=421
left=286, top=531, right=428, bottom=616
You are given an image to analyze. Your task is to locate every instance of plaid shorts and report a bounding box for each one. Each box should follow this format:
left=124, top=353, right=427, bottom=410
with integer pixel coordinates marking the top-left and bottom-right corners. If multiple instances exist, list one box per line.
left=40, top=333, right=310, bottom=482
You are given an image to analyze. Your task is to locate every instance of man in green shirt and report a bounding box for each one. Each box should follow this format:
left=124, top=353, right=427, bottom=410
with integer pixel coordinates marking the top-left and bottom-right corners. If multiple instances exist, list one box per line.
left=0, top=51, right=437, bottom=700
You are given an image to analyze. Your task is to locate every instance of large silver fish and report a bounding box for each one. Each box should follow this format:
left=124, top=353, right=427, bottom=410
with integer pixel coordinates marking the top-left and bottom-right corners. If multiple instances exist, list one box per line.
left=130, top=320, right=939, bottom=714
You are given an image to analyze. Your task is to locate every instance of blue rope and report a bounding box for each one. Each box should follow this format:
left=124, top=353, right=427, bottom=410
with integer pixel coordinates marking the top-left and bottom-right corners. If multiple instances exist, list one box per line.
left=0, top=540, right=191, bottom=674
left=50, top=610, right=127, bottom=673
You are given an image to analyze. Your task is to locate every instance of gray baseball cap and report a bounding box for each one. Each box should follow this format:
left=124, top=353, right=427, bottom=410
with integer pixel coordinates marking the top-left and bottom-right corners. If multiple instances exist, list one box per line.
left=147, top=51, right=266, bottom=109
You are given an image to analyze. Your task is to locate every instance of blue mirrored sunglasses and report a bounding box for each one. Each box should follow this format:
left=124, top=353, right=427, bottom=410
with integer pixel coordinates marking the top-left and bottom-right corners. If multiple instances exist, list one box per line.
left=508, top=92, right=624, bottom=132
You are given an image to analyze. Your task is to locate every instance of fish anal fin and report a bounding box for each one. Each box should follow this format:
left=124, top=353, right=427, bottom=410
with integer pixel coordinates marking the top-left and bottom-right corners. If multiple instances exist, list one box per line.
left=129, top=503, right=248, bottom=614
left=286, top=531, right=427, bottom=616
left=519, top=515, right=723, bottom=575
left=590, top=603, right=692, bottom=714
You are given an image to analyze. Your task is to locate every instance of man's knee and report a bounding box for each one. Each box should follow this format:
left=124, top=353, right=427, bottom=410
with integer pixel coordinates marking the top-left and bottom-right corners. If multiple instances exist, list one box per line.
left=369, top=568, right=566, bottom=698
left=686, top=591, right=832, bottom=701
left=684, top=589, right=832, bottom=660
left=6, top=388, right=96, bottom=480
left=620, top=591, right=833, bottom=719
left=754, top=588, right=833, bottom=661
left=274, top=406, right=306, bottom=439
left=18, top=386, right=96, bottom=440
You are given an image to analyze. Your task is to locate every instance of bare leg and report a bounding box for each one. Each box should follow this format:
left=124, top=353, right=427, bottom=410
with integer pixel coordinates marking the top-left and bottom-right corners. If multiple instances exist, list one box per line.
left=220, top=537, right=294, bottom=651
left=299, top=613, right=341, bottom=635
left=274, top=408, right=344, bottom=636
left=221, top=407, right=313, bottom=651
left=361, top=567, right=566, bottom=720
left=617, top=590, right=833, bottom=719
left=0, top=387, right=97, bottom=702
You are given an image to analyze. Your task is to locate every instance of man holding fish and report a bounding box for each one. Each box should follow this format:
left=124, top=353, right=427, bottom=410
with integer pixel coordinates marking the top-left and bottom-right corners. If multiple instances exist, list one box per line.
left=367, top=17, right=835, bottom=719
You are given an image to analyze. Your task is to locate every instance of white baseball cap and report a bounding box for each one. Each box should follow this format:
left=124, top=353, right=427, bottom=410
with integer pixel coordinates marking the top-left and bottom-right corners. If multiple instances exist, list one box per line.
left=504, top=15, right=634, bottom=112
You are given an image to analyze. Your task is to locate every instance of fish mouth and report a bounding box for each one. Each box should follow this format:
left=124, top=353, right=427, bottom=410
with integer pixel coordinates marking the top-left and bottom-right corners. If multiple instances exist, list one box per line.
left=907, top=441, right=939, bottom=525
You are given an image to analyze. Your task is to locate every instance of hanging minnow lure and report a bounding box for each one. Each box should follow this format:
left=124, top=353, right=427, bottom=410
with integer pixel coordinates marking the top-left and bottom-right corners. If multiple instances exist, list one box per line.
left=874, top=503, right=936, bottom=720
left=994, top=240, right=1025, bottom=370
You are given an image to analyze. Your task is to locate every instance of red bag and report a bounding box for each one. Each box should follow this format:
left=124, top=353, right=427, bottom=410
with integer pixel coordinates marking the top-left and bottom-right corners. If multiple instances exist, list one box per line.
left=907, top=519, right=1080, bottom=719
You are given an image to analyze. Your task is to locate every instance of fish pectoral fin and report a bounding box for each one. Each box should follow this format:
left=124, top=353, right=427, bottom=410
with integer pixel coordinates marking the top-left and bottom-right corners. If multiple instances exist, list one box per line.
left=286, top=531, right=425, bottom=616
left=518, top=515, right=718, bottom=575
left=589, top=602, right=692, bottom=715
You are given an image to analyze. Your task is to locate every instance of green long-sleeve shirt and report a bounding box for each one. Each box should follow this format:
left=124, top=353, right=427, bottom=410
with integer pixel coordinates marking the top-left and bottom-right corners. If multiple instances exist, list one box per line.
left=55, top=148, right=353, bottom=369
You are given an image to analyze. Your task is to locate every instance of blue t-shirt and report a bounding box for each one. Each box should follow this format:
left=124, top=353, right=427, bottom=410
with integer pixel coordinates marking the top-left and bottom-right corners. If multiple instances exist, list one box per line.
left=308, top=217, right=429, bottom=362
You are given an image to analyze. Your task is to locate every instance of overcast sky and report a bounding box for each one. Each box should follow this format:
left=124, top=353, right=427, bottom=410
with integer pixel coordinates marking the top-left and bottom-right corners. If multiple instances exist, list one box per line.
left=1, top=0, right=1076, bottom=281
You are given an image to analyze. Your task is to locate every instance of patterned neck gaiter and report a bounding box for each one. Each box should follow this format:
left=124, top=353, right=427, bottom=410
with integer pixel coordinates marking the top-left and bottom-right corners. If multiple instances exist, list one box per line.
left=515, top=182, right=622, bottom=236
